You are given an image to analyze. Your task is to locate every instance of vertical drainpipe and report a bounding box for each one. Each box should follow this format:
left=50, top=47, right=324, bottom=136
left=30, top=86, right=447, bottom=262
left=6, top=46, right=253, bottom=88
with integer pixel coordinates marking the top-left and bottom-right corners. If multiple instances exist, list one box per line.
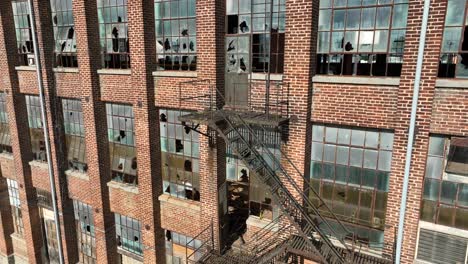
left=395, top=0, right=431, bottom=263
left=27, top=0, right=65, bottom=263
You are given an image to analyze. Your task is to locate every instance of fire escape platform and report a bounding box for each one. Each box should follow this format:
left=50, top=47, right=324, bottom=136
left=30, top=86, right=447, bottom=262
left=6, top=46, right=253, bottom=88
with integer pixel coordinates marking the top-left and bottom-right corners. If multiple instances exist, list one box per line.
left=178, top=109, right=289, bottom=127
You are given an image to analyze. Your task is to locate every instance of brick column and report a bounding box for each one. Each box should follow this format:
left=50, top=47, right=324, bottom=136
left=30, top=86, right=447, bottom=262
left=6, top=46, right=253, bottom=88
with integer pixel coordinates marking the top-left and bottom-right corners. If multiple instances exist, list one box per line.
left=127, top=1, right=165, bottom=263
left=72, top=0, right=118, bottom=263
left=0, top=177, right=14, bottom=261
left=282, top=0, right=318, bottom=197
left=30, top=0, right=79, bottom=262
left=197, top=0, right=226, bottom=251
left=384, top=1, right=447, bottom=263
left=0, top=2, right=43, bottom=263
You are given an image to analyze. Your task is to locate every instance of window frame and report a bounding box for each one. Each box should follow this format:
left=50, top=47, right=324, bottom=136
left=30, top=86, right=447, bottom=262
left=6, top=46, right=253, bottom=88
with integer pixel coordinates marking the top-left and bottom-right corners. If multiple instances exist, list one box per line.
left=12, top=0, right=35, bottom=66
left=62, top=98, right=87, bottom=172
left=73, top=200, right=96, bottom=263
left=50, top=0, right=78, bottom=68
left=0, top=92, right=12, bottom=153
left=26, top=95, right=47, bottom=162
left=114, top=213, right=143, bottom=257
left=7, top=179, right=24, bottom=236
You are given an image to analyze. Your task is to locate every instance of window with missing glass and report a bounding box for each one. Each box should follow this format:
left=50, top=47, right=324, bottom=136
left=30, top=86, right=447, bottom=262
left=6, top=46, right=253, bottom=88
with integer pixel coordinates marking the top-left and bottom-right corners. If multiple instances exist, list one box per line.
left=317, top=0, right=409, bottom=76
left=420, top=136, right=468, bottom=231
left=164, top=230, right=202, bottom=264
left=310, top=124, right=394, bottom=248
left=7, top=179, right=24, bottom=236
left=155, top=0, right=197, bottom=71
left=226, top=127, right=281, bottom=221
left=226, top=0, right=286, bottom=74
left=115, top=213, right=143, bottom=256
left=97, top=0, right=130, bottom=69
left=438, top=0, right=468, bottom=78
left=0, top=92, right=12, bottom=153
left=73, top=200, right=96, bottom=264
left=26, top=95, right=46, bottom=162
left=106, top=104, right=137, bottom=185
left=51, top=0, right=78, bottom=67
left=12, top=0, right=35, bottom=66
left=160, top=109, right=200, bottom=201
left=62, top=99, right=87, bottom=172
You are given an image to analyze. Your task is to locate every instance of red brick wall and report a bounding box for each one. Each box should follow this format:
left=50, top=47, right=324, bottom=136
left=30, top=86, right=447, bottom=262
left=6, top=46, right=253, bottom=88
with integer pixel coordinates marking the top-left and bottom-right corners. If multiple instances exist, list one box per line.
left=430, top=88, right=468, bottom=136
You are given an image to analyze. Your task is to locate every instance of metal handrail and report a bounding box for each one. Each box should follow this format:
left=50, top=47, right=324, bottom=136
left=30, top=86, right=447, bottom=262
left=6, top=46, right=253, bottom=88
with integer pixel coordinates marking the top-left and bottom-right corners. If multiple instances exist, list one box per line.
left=186, top=221, right=215, bottom=264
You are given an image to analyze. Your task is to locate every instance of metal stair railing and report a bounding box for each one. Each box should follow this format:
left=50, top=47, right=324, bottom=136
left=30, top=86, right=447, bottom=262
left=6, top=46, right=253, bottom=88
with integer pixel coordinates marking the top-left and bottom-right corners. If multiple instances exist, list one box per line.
left=203, top=86, right=357, bottom=263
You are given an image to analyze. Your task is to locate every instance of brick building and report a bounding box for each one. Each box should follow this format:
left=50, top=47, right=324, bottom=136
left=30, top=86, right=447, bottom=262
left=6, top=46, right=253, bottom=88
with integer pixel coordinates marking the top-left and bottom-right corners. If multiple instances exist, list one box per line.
left=0, top=0, right=466, bottom=263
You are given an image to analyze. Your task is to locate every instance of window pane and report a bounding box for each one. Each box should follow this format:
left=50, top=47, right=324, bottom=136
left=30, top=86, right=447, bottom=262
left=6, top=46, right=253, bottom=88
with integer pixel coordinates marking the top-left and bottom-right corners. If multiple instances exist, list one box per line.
left=441, top=27, right=462, bottom=52
left=376, top=6, right=391, bottom=28
left=445, top=0, right=466, bottom=26
left=311, top=142, right=324, bottom=161
left=333, top=10, right=345, bottom=30
left=423, top=178, right=440, bottom=201
left=425, top=156, right=443, bottom=179
left=319, top=9, right=332, bottom=30
left=428, top=136, right=445, bottom=156
left=440, top=181, right=457, bottom=204
left=346, top=9, right=360, bottom=30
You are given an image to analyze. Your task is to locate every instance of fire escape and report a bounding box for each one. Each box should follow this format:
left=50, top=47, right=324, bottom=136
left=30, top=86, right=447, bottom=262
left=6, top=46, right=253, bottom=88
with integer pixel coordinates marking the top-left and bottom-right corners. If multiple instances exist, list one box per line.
left=178, top=79, right=394, bottom=264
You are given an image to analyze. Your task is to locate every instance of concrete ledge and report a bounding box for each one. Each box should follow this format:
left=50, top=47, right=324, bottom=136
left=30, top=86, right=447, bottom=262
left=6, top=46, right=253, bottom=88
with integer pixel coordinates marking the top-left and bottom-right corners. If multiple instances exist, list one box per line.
left=0, top=152, right=14, bottom=160
left=107, top=180, right=139, bottom=194
left=435, top=78, right=468, bottom=89
left=246, top=216, right=278, bottom=231
left=249, top=73, right=283, bottom=81
left=97, top=69, right=131, bottom=75
left=152, top=71, right=197, bottom=78
left=28, top=160, right=48, bottom=170
left=15, top=66, right=36, bottom=72
left=65, top=169, right=89, bottom=181
left=158, top=193, right=201, bottom=211
left=53, top=67, right=79, bottom=73
left=312, top=75, right=400, bottom=86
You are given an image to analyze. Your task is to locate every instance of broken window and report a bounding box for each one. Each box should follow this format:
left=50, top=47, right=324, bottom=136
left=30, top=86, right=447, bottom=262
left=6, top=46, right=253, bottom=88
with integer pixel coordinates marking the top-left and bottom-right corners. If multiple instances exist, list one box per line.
left=97, top=0, right=130, bottom=69
left=50, top=0, right=78, bottom=67
left=12, top=0, right=35, bottom=66
left=317, top=0, right=409, bottom=76
left=26, top=95, right=47, bottom=162
left=420, top=136, right=468, bottom=230
left=62, top=99, right=87, bottom=173
left=438, top=0, right=468, bottom=78
left=160, top=109, right=200, bottom=201
left=155, top=0, right=197, bottom=71
left=7, top=179, right=24, bottom=236
left=0, top=92, right=12, bottom=153
left=73, top=200, right=96, bottom=263
left=226, top=0, right=286, bottom=74
left=115, top=213, right=143, bottom=257
left=106, top=104, right=137, bottom=185
left=164, top=230, right=202, bottom=263
left=310, top=125, right=394, bottom=234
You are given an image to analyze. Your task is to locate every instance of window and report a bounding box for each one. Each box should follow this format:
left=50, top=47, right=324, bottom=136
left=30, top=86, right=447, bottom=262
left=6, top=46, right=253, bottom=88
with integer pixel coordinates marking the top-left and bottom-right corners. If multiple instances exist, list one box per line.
left=0, top=92, right=12, bottom=153
left=445, top=137, right=468, bottom=176
left=26, top=95, right=46, bottom=162
left=420, top=136, right=468, bottom=230
left=50, top=0, right=78, bottom=67
left=226, top=0, right=286, bottom=74
left=416, top=229, right=468, bottom=264
left=310, top=124, right=394, bottom=248
left=160, top=109, right=200, bottom=201
left=12, top=0, right=35, bottom=66
left=317, top=0, right=409, bottom=76
left=97, top=0, right=130, bottom=69
left=73, top=200, right=96, bottom=264
left=106, top=104, right=137, bottom=185
left=165, top=230, right=202, bottom=264
left=7, top=179, right=24, bottom=236
left=155, top=0, right=197, bottom=71
left=115, top=213, right=142, bottom=256
left=438, top=0, right=468, bottom=78
left=62, top=99, right=87, bottom=172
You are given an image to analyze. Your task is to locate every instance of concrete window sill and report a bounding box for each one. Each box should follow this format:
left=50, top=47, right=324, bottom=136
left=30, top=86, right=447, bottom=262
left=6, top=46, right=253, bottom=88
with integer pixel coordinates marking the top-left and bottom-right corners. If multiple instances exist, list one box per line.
left=158, top=193, right=201, bottom=211
left=0, top=152, right=14, bottom=160
left=312, top=75, right=400, bottom=86
left=249, top=73, right=283, bottom=81
left=53, top=67, right=79, bottom=73
left=15, top=66, right=36, bottom=72
left=107, top=180, right=139, bottom=194
left=246, top=215, right=278, bottom=231
left=152, top=71, right=197, bottom=78
left=29, top=160, right=48, bottom=170
left=10, top=233, right=25, bottom=241
left=97, top=69, right=131, bottom=75
left=65, top=169, right=89, bottom=181
left=435, top=78, right=468, bottom=89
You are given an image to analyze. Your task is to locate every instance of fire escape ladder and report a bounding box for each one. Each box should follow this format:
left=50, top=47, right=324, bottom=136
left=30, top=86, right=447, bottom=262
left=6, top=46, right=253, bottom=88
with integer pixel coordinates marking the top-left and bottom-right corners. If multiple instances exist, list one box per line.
left=207, top=110, right=355, bottom=264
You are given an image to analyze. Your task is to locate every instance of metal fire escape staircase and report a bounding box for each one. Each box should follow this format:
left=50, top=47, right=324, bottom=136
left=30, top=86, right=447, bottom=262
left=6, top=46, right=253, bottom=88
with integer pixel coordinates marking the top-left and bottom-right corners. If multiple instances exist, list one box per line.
left=179, top=82, right=393, bottom=264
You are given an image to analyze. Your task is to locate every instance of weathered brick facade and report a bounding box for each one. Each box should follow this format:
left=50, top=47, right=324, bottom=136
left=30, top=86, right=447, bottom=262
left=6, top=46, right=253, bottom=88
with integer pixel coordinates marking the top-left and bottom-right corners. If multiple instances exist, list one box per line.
left=0, top=0, right=466, bottom=263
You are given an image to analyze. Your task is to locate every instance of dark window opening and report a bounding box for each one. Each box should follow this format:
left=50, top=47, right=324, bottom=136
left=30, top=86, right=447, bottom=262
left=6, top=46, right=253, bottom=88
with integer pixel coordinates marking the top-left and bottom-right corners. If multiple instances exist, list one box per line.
left=445, top=138, right=468, bottom=176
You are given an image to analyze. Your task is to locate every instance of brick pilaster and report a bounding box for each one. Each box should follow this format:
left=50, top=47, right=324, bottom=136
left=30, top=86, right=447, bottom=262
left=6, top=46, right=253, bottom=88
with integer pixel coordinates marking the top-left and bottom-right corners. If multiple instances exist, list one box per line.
left=0, top=177, right=14, bottom=259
